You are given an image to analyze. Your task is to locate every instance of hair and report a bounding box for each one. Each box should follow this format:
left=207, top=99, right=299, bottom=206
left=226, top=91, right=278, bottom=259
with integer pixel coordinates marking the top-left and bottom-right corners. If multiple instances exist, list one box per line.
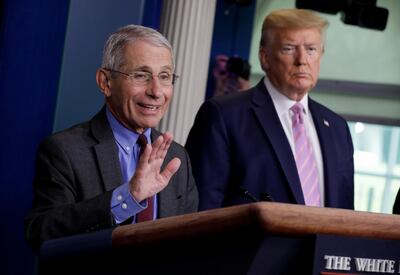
left=259, top=9, right=329, bottom=48
left=101, top=24, right=173, bottom=70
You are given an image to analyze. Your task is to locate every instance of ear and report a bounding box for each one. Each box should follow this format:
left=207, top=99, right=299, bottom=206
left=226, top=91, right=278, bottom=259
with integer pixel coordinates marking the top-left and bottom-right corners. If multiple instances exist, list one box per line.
left=96, top=69, right=112, bottom=97
left=258, top=47, right=270, bottom=72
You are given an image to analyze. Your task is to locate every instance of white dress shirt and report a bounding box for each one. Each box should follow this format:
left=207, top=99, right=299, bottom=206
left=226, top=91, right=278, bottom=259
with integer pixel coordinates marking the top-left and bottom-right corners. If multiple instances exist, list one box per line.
left=263, top=76, right=325, bottom=206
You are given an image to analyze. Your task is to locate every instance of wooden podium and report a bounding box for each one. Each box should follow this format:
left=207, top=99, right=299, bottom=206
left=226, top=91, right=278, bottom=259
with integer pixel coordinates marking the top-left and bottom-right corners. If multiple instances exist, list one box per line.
left=39, top=202, right=400, bottom=275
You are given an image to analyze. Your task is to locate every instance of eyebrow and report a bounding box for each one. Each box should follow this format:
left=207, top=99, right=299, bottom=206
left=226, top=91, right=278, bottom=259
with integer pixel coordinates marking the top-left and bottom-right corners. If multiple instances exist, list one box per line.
left=132, top=65, right=173, bottom=72
left=280, top=43, right=321, bottom=49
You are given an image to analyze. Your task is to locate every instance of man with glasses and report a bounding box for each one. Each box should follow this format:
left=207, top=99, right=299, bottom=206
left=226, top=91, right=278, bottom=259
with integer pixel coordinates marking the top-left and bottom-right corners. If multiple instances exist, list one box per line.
left=25, top=25, right=198, bottom=251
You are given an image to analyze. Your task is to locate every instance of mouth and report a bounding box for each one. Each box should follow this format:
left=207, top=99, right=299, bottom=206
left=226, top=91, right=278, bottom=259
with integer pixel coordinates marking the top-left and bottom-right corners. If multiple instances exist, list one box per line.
left=137, top=103, right=161, bottom=111
left=293, top=72, right=309, bottom=76
left=292, top=72, right=311, bottom=79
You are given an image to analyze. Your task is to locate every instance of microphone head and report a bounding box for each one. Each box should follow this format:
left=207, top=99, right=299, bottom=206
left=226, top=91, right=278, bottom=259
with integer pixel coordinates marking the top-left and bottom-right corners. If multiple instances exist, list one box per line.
left=238, top=187, right=258, bottom=202
left=260, top=192, right=274, bottom=202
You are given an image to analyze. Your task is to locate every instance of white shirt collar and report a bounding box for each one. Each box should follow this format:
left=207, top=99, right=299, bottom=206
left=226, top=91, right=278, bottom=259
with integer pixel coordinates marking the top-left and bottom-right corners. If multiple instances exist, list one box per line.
left=263, top=76, right=309, bottom=116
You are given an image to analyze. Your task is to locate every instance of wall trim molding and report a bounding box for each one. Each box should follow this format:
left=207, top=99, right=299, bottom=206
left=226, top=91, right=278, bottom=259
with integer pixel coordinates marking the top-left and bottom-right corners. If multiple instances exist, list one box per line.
left=316, top=79, right=400, bottom=100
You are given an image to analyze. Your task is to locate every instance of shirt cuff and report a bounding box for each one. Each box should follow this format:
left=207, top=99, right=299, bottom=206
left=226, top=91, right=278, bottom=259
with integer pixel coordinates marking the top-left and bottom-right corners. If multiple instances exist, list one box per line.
left=111, top=183, right=147, bottom=224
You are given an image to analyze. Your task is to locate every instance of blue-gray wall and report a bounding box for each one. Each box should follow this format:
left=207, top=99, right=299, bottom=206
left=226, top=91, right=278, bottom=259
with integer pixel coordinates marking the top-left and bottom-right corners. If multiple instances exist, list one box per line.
left=0, top=1, right=69, bottom=274
left=0, top=1, right=162, bottom=274
left=53, top=0, right=146, bottom=132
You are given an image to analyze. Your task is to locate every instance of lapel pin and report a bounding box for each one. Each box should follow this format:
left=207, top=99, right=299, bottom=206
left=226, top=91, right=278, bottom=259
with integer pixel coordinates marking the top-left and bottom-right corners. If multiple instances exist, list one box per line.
left=323, top=119, right=330, bottom=127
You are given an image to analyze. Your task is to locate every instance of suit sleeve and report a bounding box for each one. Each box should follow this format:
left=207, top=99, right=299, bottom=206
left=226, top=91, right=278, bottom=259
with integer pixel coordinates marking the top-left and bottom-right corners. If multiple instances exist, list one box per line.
left=182, top=149, right=199, bottom=213
left=393, top=189, right=400, bottom=214
left=185, top=100, right=232, bottom=210
left=24, top=138, right=115, bottom=252
left=344, top=122, right=355, bottom=209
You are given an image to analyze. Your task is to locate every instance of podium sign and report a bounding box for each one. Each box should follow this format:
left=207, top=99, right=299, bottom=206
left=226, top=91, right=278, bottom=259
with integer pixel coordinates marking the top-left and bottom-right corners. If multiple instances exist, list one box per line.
left=313, top=234, right=400, bottom=275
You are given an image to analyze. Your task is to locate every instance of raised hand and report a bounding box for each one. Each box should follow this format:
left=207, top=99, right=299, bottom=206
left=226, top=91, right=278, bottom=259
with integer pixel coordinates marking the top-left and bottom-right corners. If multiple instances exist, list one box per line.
left=129, top=132, right=181, bottom=202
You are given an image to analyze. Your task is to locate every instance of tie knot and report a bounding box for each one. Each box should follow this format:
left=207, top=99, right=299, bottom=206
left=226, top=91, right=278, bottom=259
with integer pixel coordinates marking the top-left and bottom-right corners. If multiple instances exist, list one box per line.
left=137, top=134, right=148, bottom=150
left=291, top=102, right=304, bottom=124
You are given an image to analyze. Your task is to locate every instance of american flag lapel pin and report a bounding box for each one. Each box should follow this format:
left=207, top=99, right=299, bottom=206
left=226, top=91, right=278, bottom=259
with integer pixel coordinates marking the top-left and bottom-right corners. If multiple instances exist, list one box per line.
left=323, top=119, right=330, bottom=127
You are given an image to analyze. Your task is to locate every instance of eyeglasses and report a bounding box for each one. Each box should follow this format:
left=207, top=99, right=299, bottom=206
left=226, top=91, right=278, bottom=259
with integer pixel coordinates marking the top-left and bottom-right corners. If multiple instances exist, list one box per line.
left=103, top=68, right=178, bottom=87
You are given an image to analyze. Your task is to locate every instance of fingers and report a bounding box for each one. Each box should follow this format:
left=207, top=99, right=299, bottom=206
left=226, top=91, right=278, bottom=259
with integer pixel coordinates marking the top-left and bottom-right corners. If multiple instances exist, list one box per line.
left=160, top=157, right=181, bottom=182
left=137, top=132, right=174, bottom=168
left=148, top=135, right=163, bottom=162
left=136, top=142, right=151, bottom=168
left=148, top=132, right=173, bottom=162
left=129, top=132, right=178, bottom=202
left=158, top=132, right=173, bottom=160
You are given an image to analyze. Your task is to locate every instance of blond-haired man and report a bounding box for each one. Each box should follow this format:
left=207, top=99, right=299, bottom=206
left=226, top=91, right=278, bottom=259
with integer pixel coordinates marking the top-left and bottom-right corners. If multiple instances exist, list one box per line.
left=186, top=9, right=354, bottom=211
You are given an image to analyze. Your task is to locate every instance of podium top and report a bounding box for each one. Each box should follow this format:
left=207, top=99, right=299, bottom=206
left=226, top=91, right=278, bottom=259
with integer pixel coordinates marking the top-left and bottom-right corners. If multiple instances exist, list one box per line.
left=112, top=202, right=400, bottom=248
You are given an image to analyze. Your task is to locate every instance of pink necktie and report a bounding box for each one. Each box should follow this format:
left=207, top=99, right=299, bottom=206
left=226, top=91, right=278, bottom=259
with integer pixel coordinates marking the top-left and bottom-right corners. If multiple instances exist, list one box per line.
left=291, top=103, right=321, bottom=207
left=136, top=134, right=154, bottom=222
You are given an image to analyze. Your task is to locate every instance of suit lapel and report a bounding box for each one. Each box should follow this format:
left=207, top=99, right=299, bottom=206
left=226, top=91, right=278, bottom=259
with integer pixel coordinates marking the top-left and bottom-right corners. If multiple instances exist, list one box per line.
left=308, top=99, right=337, bottom=206
left=91, top=108, right=123, bottom=191
left=251, top=81, right=305, bottom=204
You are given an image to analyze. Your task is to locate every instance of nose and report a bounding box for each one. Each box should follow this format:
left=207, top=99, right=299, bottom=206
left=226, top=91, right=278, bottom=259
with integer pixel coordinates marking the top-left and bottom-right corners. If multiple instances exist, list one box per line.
left=146, top=76, right=163, bottom=98
left=295, top=47, right=308, bottom=66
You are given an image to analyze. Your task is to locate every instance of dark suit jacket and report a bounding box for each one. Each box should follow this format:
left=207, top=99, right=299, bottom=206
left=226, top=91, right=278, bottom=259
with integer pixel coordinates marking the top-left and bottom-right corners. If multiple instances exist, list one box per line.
left=25, top=108, right=198, bottom=251
left=186, top=79, right=354, bottom=211
left=394, top=189, right=400, bottom=214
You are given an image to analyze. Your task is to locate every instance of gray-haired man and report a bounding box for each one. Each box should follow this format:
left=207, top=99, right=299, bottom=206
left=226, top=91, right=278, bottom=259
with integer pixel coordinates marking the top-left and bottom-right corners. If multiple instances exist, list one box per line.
left=25, top=25, right=198, bottom=251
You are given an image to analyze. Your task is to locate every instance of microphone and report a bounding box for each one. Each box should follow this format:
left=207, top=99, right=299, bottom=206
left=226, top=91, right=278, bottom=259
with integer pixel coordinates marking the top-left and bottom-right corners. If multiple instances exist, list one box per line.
left=238, top=187, right=274, bottom=203
left=260, top=192, right=274, bottom=202
left=238, top=187, right=258, bottom=202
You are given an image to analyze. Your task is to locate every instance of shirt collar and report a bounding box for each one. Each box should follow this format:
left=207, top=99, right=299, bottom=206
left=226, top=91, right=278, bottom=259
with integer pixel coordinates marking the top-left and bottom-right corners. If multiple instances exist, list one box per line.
left=106, top=108, right=151, bottom=154
left=263, top=76, right=309, bottom=117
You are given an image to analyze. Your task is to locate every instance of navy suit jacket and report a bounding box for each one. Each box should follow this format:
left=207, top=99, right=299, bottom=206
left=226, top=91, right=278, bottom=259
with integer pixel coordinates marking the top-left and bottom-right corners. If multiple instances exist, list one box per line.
left=186, top=79, right=354, bottom=211
left=394, top=189, right=400, bottom=214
